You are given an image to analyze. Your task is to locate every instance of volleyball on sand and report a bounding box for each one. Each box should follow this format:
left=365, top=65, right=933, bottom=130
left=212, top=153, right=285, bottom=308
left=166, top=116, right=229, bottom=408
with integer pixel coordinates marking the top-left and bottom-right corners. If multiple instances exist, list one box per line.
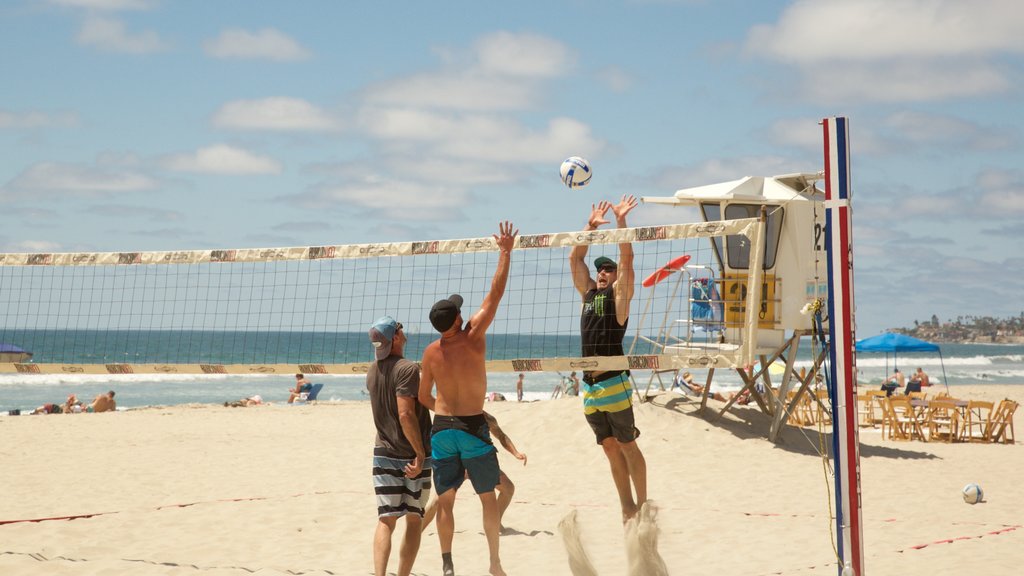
left=962, top=483, right=984, bottom=504
left=560, top=156, right=592, bottom=188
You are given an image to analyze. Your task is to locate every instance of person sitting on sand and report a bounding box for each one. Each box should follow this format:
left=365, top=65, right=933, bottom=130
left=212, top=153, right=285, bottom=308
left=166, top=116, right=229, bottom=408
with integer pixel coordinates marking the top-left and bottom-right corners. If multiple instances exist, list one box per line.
left=881, top=369, right=903, bottom=397
left=88, top=390, right=117, bottom=413
left=421, top=412, right=527, bottom=535
left=905, top=367, right=930, bottom=395
left=288, top=373, right=313, bottom=403
left=676, top=371, right=749, bottom=404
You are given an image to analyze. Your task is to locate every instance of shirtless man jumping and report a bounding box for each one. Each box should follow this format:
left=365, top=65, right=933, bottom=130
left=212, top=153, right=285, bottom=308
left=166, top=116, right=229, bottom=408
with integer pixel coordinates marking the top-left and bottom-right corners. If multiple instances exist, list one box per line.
left=419, top=220, right=517, bottom=576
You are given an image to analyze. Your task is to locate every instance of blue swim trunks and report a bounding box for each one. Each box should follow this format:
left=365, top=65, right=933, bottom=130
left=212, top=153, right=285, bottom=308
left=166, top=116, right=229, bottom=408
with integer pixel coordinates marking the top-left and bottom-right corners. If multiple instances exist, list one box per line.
left=430, top=414, right=500, bottom=496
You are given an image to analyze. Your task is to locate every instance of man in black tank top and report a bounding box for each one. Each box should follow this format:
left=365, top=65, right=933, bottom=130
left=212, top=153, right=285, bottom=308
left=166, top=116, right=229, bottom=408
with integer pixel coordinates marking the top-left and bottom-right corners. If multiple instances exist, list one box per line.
left=568, top=195, right=648, bottom=523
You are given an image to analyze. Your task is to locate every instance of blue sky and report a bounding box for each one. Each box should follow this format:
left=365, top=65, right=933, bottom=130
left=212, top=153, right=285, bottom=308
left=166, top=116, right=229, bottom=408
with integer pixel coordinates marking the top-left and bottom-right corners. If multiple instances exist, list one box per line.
left=1, top=0, right=1022, bottom=336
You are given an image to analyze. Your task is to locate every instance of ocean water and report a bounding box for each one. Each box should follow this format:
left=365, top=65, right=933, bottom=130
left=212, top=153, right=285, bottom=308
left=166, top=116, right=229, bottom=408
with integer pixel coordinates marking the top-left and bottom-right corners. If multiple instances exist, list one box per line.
left=1, top=332, right=1021, bottom=414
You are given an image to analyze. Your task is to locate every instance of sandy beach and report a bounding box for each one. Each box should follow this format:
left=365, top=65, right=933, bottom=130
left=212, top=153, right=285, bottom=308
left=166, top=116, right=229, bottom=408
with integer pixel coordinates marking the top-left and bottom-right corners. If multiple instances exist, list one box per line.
left=1, top=384, right=1021, bottom=575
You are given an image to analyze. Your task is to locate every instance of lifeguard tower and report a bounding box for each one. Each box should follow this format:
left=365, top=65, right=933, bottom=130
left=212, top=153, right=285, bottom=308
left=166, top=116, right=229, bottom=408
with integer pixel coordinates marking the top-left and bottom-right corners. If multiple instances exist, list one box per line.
left=638, top=172, right=831, bottom=441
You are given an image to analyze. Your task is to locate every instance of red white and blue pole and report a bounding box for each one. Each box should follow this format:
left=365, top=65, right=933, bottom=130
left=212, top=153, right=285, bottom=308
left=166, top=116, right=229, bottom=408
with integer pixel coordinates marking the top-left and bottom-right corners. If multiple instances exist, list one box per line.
left=822, top=116, right=864, bottom=576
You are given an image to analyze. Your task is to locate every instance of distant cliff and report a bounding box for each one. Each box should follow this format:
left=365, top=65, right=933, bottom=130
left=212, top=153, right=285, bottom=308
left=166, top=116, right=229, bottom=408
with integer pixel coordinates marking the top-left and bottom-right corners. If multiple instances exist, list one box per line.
left=894, top=314, right=1024, bottom=344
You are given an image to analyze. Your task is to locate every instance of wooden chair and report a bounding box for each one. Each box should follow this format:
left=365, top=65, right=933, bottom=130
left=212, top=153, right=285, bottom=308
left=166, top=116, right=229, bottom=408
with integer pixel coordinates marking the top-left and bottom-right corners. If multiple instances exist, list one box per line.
left=889, top=396, right=926, bottom=441
left=925, top=399, right=960, bottom=442
left=989, top=399, right=1019, bottom=444
left=907, top=391, right=927, bottom=400
left=856, top=393, right=873, bottom=426
left=788, top=390, right=817, bottom=426
left=960, top=400, right=994, bottom=443
left=855, top=390, right=886, bottom=427
left=785, top=391, right=807, bottom=426
left=878, top=396, right=911, bottom=441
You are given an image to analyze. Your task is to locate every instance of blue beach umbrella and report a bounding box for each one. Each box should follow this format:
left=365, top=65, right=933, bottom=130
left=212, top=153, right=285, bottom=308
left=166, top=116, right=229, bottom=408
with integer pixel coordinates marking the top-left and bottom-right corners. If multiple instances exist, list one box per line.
left=0, top=343, right=34, bottom=362
left=855, top=333, right=948, bottom=391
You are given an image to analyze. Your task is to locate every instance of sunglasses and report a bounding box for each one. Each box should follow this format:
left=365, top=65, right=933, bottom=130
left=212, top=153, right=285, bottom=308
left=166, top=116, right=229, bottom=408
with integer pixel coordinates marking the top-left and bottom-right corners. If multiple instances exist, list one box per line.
left=396, top=322, right=403, bottom=332
left=598, top=265, right=617, bottom=273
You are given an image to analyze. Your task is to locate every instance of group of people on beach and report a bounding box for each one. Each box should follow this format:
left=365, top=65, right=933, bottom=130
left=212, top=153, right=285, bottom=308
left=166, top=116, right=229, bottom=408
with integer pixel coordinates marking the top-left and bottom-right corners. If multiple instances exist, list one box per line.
left=32, top=390, right=116, bottom=414
left=366, top=197, right=647, bottom=576
left=881, top=367, right=931, bottom=396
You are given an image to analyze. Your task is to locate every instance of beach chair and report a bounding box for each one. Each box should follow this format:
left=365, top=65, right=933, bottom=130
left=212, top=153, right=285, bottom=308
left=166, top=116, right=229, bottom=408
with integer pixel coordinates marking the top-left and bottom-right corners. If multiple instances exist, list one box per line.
left=925, top=399, right=959, bottom=442
left=294, top=383, right=324, bottom=404
left=787, top=390, right=816, bottom=426
left=878, top=397, right=908, bottom=441
left=888, top=397, right=925, bottom=441
left=856, top=393, right=874, bottom=427
left=960, top=400, right=994, bottom=443
left=989, top=399, right=1018, bottom=444
left=857, top=390, right=886, bottom=427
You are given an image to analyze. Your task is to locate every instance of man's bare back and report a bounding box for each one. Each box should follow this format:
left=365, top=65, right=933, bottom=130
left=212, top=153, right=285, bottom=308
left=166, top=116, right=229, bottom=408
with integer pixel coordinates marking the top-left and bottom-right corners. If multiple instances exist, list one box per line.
left=422, top=327, right=489, bottom=416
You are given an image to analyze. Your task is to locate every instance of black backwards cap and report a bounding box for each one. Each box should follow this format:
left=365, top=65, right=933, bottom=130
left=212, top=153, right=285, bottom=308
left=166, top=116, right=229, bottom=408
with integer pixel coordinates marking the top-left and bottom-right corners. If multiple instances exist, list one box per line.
left=429, top=294, right=464, bottom=332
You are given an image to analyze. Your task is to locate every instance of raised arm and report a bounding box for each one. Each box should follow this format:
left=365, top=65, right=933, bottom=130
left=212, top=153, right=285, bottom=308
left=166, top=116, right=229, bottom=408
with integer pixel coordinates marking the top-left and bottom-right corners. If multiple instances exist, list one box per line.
left=611, top=195, right=638, bottom=324
left=467, top=221, right=518, bottom=338
left=569, top=201, right=612, bottom=297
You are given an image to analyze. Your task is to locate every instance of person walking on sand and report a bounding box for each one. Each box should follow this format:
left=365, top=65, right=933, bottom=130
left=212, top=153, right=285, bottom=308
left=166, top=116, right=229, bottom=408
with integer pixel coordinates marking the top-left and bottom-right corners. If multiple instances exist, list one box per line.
left=418, top=220, right=517, bottom=576
left=568, top=195, right=648, bottom=523
left=367, top=316, right=432, bottom=576
left=516, top=373, right=524, bottom=402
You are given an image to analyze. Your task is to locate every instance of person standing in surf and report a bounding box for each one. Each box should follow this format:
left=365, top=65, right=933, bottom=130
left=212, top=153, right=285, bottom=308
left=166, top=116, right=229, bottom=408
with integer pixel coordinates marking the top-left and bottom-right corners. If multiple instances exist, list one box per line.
left=419, top=220, right=517, bottom=576
left=568, top=195, right=648, bottom=522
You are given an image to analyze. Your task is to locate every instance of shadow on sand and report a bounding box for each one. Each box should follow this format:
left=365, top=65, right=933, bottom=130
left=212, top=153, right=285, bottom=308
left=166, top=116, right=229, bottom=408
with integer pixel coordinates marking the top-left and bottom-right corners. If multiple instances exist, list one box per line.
left=652, top=394, right=940, bottom=461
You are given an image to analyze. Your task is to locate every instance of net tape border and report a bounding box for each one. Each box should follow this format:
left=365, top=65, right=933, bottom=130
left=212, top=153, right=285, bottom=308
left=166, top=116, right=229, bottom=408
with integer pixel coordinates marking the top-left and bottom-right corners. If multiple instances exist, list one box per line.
left=0, top=219, right=758, bottom=267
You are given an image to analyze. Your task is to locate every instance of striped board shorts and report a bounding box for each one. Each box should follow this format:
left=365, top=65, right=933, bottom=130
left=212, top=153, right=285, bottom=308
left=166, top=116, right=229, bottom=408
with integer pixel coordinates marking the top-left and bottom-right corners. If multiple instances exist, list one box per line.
left=582, top=371, right=633, bottom=415
left=372, top=449, right=432, bottom=518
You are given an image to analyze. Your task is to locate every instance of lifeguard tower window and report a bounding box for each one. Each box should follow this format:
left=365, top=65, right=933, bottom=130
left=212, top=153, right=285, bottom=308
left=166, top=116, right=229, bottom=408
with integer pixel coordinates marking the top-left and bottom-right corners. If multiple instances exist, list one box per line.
left=700, top=203, right=784, bottom=270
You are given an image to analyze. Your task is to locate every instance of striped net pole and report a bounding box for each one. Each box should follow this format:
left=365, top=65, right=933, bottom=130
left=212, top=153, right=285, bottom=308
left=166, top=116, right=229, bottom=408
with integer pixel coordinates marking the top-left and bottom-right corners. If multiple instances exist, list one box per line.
left=823, top=116, right=864, bottom=576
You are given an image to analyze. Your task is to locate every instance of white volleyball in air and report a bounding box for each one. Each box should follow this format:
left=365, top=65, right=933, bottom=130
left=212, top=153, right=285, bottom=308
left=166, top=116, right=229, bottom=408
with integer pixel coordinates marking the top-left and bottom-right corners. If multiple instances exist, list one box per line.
left=560, top=156, right=592, bottom=189
left=962, top=483, right=983, bottom=505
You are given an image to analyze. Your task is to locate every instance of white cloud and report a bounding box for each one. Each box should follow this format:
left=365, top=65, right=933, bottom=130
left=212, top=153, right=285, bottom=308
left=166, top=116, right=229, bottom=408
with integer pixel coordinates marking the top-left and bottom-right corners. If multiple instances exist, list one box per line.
left=76, top=16, right=167, bottom=53
left=2, top=239, right=63, bottom=253
left=747, top=0, right=1024, bottom=63
left=979, top=188, right=1024, bottom=215
left=364, top=31, right=577, bottom=112
left=595, top=66, right=634, bottom=93
left=212, top=98, right=341, bottom=132
left=0, top=110, right=79, bottom=129
left=83, top=204, right=183, bottom=221
left=795, top=61, right=1010, bottom=103
left=289, top=177, right=469, bottom=221
left=364, top=73, right=538, bottom=112
left=292, top=31, right=602, bottom=223
left=473, top=31, right=575, bottom=78
left=161, top=145, right=282, bottom=175
left=882, top=111, right=1014, bottom=150
left=49, top=0, right=154, bottom=10
left=745, top=0, right=1024, bottom=102
left=1, top=162, right=157, bottom=199
left=204, top=28, right=311, bottom=62
left=359, top=107, right=601, bottom=163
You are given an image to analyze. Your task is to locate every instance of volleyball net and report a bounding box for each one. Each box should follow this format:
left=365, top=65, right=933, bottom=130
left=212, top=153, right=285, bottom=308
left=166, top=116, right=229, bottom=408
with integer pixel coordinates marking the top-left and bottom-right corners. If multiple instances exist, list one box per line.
left=0, top=217, right=769, bottom=375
